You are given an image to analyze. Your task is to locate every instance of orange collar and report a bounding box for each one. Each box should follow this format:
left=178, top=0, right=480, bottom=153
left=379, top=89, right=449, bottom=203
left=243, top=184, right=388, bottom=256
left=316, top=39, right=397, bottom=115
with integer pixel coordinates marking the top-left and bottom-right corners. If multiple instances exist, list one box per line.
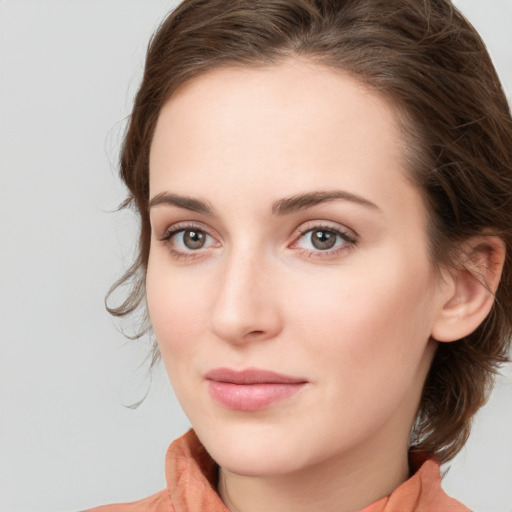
left=85, top=429, right=470, bottom=511
left=164, top=430, right=469, bottom=512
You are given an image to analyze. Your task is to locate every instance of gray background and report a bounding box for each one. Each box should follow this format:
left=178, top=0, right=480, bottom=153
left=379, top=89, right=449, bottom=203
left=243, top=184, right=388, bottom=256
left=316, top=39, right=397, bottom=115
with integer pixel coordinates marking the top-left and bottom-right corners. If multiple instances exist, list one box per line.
left=0, top=1, right=511, bottom=511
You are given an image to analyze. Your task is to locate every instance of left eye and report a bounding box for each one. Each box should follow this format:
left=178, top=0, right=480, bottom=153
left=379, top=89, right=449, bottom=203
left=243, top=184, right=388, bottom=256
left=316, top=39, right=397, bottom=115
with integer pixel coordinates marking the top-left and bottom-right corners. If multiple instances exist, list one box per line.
left=296, top=228, right=348, bottom=251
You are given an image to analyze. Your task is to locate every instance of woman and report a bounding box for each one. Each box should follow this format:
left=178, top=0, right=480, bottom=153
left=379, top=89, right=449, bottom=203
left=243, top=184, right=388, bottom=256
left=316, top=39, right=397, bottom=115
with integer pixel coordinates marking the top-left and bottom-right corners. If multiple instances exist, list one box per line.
left=89, top=0, right=512, bottom=510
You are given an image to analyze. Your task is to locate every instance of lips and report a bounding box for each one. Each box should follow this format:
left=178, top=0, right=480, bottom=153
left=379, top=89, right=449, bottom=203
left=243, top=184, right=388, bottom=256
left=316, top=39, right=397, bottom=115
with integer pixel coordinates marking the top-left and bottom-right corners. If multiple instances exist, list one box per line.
left=204, top=367, right=308, bottom=411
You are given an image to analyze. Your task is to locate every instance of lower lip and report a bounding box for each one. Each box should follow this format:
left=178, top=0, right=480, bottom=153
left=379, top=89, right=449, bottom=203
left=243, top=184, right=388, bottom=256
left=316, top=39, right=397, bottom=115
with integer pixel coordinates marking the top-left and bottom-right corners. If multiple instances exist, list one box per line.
left=207, top=381, right=306, bottom=411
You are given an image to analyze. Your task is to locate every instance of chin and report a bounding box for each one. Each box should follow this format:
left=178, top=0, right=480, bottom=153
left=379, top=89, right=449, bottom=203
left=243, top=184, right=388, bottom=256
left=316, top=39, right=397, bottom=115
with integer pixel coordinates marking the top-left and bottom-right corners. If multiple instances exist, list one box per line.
left=213, top=442, right=302, bottom=477
left=193, top=420, right=321, bottom=477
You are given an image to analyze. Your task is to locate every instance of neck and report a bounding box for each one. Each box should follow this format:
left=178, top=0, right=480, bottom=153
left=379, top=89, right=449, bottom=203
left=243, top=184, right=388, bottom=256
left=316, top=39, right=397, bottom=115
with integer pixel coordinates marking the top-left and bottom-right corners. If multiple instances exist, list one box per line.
left=218, top=433, right=410, bottom=512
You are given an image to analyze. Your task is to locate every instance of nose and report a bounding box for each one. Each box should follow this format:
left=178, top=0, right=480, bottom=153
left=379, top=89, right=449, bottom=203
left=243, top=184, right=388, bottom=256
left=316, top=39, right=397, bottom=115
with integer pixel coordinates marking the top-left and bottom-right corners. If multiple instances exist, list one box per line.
left=209, top=250, right=283, bottom=345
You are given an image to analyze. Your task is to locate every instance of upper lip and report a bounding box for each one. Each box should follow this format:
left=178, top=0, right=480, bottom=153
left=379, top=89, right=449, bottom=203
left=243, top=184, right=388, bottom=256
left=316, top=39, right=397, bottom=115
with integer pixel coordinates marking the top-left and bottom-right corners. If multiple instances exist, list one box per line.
left=204, top=367, right=307, bottom=384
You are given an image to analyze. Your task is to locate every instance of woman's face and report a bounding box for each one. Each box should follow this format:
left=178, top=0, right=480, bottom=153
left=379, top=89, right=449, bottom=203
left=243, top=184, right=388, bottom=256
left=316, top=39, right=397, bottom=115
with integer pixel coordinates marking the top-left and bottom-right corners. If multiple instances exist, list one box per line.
left=147, top=60, right=450, bottom=476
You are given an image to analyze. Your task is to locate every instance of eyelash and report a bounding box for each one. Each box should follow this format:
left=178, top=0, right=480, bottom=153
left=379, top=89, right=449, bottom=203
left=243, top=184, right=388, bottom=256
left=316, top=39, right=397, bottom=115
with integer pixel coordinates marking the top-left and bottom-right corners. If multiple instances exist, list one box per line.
left=158, top=222, right=217, bottom=261
left=293, top=223, right=358, bottom=260
left=158, top=222, right=358, bottom=261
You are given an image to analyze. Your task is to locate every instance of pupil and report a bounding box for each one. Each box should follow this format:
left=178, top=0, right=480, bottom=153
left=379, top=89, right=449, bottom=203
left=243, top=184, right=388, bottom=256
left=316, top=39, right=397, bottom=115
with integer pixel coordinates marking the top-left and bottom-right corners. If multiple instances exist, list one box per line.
left=312, top=230, right=336, bottom=250
left=184, top=230, right=205, bottom=249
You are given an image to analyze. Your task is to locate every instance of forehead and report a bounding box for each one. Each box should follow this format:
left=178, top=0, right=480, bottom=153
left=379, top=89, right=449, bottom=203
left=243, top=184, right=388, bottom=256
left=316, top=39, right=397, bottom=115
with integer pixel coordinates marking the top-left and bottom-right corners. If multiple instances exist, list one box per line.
left=149, top=59, right=413, bottom=214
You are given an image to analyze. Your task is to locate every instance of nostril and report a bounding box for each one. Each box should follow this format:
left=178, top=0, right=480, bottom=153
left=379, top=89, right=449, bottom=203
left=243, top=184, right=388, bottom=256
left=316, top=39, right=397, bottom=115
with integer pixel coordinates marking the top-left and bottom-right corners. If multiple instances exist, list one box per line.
left=245, top=330, right=266, bottom=338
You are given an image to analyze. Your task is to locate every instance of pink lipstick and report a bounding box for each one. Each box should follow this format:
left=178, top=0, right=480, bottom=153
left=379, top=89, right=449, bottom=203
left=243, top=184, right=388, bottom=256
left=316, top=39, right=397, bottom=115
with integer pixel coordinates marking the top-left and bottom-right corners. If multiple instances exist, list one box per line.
left=204, top=368, right=307, bottom=411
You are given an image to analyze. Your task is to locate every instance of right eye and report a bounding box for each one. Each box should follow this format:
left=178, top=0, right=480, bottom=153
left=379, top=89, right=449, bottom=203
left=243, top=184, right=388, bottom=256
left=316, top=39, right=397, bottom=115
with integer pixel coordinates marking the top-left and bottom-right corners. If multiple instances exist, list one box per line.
left=158, top=224, right=220, bottom=260
left=174, top=229, right=211, bottom=250
left=162, top=227, right=215, bottom=250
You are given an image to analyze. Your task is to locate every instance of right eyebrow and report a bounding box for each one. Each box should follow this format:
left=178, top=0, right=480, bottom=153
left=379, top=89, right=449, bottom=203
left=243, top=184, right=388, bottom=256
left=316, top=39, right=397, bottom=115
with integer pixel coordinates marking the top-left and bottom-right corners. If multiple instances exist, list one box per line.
left=148, top=192, right=214, bottom=215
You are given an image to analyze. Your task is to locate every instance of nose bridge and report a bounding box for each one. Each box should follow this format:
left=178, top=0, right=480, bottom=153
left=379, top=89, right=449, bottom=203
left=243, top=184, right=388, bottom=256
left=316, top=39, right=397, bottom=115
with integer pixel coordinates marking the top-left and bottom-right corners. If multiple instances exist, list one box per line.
left=209, top=242, right=281, bottom=344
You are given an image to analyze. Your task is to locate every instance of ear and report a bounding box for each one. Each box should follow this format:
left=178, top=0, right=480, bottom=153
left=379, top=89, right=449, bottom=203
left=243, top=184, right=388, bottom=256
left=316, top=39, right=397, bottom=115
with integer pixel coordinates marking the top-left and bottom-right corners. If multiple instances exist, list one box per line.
left=431, top=236, right=506, bottom=343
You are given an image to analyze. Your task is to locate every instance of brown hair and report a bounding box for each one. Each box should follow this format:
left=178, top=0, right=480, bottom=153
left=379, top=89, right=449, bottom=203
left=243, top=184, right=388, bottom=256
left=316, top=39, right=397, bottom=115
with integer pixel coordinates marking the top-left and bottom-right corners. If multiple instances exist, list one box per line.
left=107, top=0, right=512, bottom=463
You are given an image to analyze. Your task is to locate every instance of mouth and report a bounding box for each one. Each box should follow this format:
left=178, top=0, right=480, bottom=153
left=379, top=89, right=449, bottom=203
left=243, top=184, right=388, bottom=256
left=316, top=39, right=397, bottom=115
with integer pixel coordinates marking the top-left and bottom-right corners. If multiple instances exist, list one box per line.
left=204, top=367, right=308, bottom=411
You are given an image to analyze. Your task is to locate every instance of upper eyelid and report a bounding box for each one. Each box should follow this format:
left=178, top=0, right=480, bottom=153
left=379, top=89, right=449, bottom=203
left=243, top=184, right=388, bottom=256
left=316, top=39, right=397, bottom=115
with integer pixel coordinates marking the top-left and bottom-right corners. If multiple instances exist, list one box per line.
left=158, top=221, right=217, bottom=239
left=293, top=220, right=358, bottom=239
left=292, top=228, right=356, bottom=248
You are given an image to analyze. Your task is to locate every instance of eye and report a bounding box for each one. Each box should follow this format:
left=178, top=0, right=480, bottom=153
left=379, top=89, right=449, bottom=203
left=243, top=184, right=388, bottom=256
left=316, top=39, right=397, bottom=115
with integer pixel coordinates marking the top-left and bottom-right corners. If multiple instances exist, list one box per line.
left=177, top=229, right=210, bottom=250
left=158, top=225, right=218, bottom=257
left=304, top=229, right=339, bottom=250
left=293, top=224, right=357, bottom=256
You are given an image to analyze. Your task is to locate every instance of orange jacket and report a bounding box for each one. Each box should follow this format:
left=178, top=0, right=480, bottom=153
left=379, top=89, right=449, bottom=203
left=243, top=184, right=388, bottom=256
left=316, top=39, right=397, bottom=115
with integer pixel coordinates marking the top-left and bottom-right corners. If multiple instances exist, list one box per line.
left=85, top=430, right=470, bottom=512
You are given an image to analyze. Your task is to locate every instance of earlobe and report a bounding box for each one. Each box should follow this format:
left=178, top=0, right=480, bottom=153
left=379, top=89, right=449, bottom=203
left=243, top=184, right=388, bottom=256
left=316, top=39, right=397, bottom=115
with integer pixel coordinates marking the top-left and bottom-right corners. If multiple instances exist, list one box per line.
left=431, top=236, right=506, bottom=343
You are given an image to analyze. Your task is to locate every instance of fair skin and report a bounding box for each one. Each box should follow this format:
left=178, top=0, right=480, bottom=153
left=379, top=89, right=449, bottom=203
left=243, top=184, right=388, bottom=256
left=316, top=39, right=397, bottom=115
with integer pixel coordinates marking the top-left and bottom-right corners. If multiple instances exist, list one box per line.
left=146, top=60, right=497, bottom=512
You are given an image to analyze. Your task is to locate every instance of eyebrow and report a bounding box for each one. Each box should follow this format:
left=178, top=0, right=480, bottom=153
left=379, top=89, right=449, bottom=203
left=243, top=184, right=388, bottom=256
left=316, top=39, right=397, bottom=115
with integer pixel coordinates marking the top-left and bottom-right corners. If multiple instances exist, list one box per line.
left=148, top=189, right=380, bottom=215
left=271, top=190, right=381, bottom=215
left=149, top=192, right=214, bottom=214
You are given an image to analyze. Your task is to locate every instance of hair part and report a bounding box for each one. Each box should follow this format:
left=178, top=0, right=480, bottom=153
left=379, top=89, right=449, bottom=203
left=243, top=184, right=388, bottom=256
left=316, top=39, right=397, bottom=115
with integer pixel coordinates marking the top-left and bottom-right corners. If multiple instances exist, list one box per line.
left=106, top=0, right=512, bottom=463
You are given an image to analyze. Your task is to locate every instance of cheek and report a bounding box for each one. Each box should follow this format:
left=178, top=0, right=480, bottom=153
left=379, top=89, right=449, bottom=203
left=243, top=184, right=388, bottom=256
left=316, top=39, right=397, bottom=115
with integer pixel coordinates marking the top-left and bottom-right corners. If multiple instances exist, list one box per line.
left=287, top=262, right=436, bottom=433
left=287, top=257, right=435, bottom=375
left=146, top=255, right=210, bottom=357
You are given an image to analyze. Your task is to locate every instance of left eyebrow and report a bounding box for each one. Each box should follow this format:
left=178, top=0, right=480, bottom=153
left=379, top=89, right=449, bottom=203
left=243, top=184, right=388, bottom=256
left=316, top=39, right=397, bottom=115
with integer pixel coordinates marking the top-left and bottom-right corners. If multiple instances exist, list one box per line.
left=271, top=190, right=381, bottom=215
